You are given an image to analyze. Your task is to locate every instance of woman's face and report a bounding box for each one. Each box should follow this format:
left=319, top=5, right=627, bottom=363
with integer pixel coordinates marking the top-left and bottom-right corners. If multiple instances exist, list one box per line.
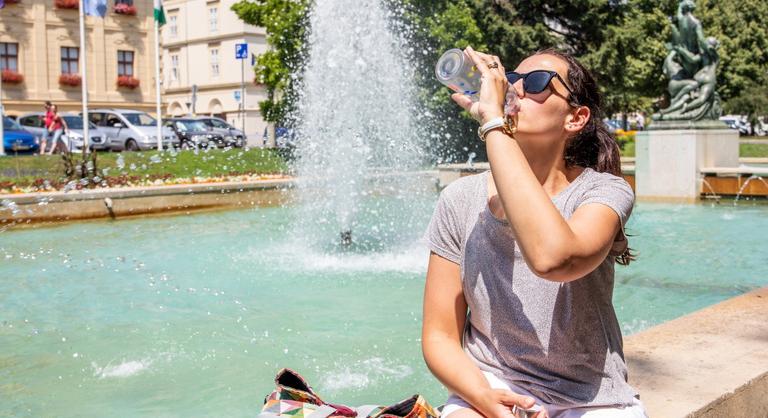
left=509, top=54, right=575, bottom=153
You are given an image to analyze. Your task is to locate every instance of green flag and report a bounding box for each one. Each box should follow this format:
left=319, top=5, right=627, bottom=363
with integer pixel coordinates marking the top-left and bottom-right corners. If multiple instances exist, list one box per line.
left=154, top=0, right=166, bottom=26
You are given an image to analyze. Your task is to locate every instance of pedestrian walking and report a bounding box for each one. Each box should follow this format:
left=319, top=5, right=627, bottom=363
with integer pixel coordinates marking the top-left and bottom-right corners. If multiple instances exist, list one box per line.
left=47, top=105, right=69, bottom=155
left=39, top=101, right=53, bottom=155
left=635, top=112, right=645, bottom=131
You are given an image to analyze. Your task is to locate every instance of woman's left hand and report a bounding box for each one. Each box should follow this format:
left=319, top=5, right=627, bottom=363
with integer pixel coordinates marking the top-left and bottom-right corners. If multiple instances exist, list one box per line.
left=450, top=46, right=508, bottom=125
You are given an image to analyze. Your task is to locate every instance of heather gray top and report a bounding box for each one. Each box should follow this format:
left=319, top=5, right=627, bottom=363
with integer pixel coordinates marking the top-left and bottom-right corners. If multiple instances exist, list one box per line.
left=424, top=168, right=638, bottom=407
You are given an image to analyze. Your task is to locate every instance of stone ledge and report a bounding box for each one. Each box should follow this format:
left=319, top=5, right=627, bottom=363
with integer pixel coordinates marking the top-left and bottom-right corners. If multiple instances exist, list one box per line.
left=625, top=287, right=768, bottom=418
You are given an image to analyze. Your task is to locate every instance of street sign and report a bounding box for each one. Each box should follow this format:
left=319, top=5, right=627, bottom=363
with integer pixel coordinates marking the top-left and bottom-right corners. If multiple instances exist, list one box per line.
left=235, top=43, right=248, bottom=60
left=234, top=90, right=241, bottom=102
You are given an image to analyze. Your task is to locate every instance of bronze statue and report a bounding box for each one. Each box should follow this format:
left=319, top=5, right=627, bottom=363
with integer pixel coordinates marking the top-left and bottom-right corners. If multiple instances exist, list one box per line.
left=653, top=0, right=722, bottom=122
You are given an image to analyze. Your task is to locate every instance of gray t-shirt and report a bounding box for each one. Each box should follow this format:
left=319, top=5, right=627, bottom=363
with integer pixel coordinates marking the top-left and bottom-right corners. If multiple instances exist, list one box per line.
left=424, top=168, right=638, bottom=407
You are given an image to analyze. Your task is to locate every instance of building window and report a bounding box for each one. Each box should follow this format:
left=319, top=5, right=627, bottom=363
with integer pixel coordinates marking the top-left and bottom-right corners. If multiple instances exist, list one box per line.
left=169, top=15, right=178, bottom=38
left=0, top=43, right=19, bottom=72
left=209, top=7, right=218, bottom=32
left=61, top=47, right=79, bottom=74
left=117, top=50, right=134, bottom=76
left=210, top=48, right=219, bottom=77
left=170, top=54, right=179, bottom=81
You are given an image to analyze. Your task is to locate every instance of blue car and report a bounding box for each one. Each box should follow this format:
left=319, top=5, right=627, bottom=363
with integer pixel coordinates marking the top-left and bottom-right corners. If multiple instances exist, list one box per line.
left=3, top=116, right=39, bottom=154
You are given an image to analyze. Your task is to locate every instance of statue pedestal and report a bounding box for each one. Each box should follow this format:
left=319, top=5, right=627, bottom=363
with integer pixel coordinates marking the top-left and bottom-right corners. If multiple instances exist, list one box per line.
left=635, top=128, right=738, bottom=201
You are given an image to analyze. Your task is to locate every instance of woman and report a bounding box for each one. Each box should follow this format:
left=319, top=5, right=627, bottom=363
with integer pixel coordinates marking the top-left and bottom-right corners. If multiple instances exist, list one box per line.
left=422, top=47, right=647, bottom=418
left=46, top=104, right=69, bottom=155
left=39, top=101, right=53, bottom=155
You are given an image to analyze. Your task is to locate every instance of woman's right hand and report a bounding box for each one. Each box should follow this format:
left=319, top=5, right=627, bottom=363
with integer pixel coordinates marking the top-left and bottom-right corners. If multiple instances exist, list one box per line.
left=473, top=388, right=548, bottom=418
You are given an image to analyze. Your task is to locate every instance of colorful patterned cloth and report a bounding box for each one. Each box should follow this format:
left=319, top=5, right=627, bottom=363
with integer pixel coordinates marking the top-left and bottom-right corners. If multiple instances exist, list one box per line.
left=259, top=369, right=438, bottom=418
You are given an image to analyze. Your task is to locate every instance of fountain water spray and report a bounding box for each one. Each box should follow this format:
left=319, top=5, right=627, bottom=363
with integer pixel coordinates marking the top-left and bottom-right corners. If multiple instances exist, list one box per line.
left=289, top=0, right=429, bottom=251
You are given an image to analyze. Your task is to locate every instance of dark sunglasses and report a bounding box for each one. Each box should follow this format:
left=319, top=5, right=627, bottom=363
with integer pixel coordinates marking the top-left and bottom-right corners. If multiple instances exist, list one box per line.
left=505, top=70, right=579, bottom=106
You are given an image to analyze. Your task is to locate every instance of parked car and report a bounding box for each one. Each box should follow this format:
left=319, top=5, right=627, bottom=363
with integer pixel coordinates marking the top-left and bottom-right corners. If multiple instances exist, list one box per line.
left=193, top=116, right=246, bottom=148
left=262, top=126, right=298, bottom=149
left=164, top=118, right=224, bottom=149
left=86, top=109, right=179, bottom=151
left=2, top=116, right=38, bottom=154
left=719, top=115, right=752, bottom=136
left=17, top=112, right=110, bottom=153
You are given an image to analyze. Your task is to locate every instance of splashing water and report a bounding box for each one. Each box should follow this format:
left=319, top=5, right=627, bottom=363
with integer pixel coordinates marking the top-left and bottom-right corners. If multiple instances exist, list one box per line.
left=290, top=0, right=431, bottom=253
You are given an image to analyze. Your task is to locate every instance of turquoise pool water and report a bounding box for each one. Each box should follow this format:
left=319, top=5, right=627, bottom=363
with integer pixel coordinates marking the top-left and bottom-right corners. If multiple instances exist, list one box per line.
left=1, top=195, right=767, bottom=417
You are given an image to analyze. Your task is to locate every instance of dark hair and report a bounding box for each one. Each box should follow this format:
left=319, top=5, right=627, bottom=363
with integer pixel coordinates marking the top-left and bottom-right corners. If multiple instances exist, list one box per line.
left=535, top=48, right=635, bottom=266
left=45, top=101, right=52, bottom=107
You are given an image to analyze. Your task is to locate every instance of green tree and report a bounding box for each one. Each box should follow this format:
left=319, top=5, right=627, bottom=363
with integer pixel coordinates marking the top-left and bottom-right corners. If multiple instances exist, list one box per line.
left=580, top=1, right=675, bottom=117
left=231, top=0, right=311, bottom=123
left=725, top=82, right=768, bottom=131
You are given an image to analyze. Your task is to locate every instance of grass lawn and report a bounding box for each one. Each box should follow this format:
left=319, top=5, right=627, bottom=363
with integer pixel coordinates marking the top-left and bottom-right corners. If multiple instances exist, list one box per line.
left=0, top=148, right=288, bottom=190
left=620, top=140, right=768, bottom=158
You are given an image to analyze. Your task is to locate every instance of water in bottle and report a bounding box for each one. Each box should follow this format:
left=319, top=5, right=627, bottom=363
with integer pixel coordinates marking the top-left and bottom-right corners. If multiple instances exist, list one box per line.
left=435, top=49, right=482, bottom=99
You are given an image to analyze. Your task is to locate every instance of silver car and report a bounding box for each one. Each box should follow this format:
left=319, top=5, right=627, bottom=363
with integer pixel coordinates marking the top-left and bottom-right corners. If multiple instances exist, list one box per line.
left=17, top=112, right=110, bottom=152
left=193, top=116, right=247, bottom=148
left=87, top=108, right=179, bottom=151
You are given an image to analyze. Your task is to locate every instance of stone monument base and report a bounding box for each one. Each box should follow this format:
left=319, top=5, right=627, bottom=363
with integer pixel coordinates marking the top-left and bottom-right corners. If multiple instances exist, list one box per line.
left=635, top=128, right=739, bottom=201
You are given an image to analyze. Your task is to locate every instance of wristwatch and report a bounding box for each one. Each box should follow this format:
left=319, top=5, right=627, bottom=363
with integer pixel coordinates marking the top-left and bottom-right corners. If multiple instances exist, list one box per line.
left=477, top=117, right=505, bottom=142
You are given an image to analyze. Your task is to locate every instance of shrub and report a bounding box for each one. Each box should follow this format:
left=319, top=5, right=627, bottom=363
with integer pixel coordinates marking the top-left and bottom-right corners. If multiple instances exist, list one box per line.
left=59, top=73, right=82, bottom=87
left=1, top=70, right=24, bottom=84
left=116, top=75, right=140, bottom=89
left=114, top=3, right=137, bottom=15
left=54, top=0, right=79, bottom=9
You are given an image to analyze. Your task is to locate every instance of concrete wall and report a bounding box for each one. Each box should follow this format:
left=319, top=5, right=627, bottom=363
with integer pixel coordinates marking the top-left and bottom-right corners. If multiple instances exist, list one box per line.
left=635, top=129, right=739, bottom=201
left=625, top=287, right=768, bottom=418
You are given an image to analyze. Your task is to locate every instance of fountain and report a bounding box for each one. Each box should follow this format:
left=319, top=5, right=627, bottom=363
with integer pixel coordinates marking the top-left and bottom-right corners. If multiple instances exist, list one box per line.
left=290, top=0, right=431, bottom=251
left=2, top=1, right=768, bottom=417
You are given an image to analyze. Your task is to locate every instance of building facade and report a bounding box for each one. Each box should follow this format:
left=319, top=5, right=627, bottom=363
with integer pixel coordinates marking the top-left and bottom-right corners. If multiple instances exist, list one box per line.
left=161, top=0, right=267, bottom=145
left=0, top=0, right=159, bottom=115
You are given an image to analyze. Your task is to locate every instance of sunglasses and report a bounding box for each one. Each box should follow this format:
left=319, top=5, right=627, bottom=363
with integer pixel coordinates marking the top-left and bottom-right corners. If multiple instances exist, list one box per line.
left=505, top=70, right=579, bottom=106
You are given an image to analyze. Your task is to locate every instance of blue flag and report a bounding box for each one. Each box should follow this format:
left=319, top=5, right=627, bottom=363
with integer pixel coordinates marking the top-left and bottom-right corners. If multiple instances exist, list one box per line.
left=83, top=0, right=107, bottom=17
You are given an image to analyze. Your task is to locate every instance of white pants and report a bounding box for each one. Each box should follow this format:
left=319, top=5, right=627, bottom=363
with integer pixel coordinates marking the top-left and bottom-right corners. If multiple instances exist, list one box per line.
left=441, top=371, right=648, bottom=418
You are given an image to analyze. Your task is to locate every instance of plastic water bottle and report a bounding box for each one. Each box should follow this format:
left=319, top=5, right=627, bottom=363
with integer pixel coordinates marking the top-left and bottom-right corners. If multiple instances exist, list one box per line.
left=435, top=49, right=481, bottom=99
left=435, top=48, right=521, bottom=127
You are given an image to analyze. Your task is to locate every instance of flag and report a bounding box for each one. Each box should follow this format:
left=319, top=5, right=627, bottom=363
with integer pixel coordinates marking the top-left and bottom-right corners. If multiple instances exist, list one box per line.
left=154, top=0, right=166, bottom=26
left=0, top=0, right=5, bottom=9
left=83, top=0, right=107, bottom=17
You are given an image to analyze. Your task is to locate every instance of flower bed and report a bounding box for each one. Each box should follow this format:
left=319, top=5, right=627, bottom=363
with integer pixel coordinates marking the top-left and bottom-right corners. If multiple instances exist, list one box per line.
left=116, top=75, right=140, bottom=89
left=54, top=0, right=79, bottom=9
left=1, top=70, right=24, bottom=84
left=59, top=73, right=82, bottom=87
left=0, top=173, right=290, bottom=194
left=114, top=3, right=137, bottom=15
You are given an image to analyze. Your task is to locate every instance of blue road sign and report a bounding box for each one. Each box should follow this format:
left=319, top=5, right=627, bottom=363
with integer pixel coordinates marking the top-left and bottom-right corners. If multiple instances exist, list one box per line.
left=234, top=90, right=242, bottom=102
left=235, top=43, right=248, bottom=60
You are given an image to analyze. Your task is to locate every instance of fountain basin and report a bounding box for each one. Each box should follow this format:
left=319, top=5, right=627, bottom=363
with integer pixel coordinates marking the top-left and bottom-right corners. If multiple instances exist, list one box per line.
left=1, top=190, right=766, bottom=416
left=0, top=179, right=294, bottom=227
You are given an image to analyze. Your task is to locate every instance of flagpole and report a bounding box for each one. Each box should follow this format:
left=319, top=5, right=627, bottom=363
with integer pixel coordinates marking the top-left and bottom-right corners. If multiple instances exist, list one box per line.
left=0, top=62, right=5, bottom=156
left=154, top=16, right=162, bottom=151
left=79, top=0, right=89, bottom=152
